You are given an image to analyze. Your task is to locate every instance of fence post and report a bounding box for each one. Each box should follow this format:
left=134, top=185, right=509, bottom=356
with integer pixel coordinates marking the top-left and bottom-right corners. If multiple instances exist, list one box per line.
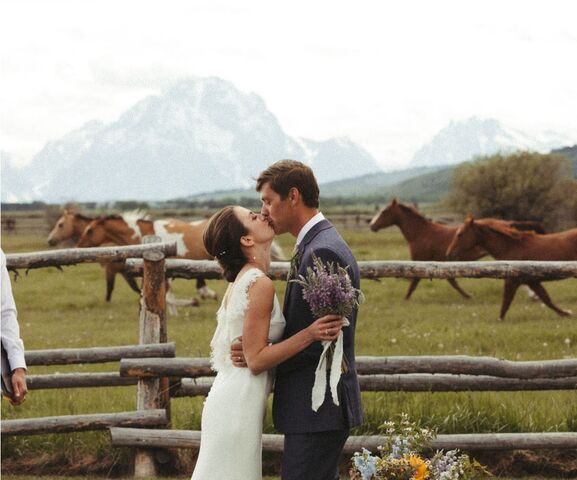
left=134, top=235, right=169, bottom=477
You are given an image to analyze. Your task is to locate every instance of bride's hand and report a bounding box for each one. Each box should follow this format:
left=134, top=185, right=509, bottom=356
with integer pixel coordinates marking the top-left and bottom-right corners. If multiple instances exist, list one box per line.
left=230, top=337, right=247, bottom=368
left=308, top=315, right=345, bottom=342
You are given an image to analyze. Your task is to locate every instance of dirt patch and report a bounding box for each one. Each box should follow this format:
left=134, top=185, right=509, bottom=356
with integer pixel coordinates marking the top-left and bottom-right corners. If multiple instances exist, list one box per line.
left=2, top=449, right=577, bottom=478
left=473, top=450, right=577, bottom=478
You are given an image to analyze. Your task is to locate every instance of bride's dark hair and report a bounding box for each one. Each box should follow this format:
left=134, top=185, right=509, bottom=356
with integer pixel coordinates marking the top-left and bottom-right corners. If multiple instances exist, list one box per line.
left=203, top=206, right=248, bottom=282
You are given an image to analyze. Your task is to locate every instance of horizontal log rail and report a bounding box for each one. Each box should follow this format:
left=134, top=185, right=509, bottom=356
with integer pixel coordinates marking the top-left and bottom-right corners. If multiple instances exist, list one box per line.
left=120, top=355, right=577, bottom=380
left=28, top=372, right=138, bottom=390
left=356, top=355, right=577, bottom=379
left=1, top=409, right=168, bottom=436
left=124, top=258, right=577, bottom=281
left=120, top=358, right=213, bottom=379
left=25, top=342, right=175, bottom=366
left=171, top=374, right=577, bottom=397
left=109, top=428, right=577, bottom=452
left=5, top=242, right=177, bottom=270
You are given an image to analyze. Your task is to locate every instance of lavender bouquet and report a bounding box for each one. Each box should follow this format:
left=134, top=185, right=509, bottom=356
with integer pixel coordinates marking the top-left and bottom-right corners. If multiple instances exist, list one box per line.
left=291, top=254, right=364, bottom=411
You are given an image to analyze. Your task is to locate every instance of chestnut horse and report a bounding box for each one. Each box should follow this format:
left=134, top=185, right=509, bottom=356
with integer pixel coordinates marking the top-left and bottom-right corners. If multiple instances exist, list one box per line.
left=446, top=216, right=576, bottom=320
left=77, top=211, right=286, bottom=309
left=47, top=210, right=140, bottom=301
left=369, top=199, right=487, bottom=299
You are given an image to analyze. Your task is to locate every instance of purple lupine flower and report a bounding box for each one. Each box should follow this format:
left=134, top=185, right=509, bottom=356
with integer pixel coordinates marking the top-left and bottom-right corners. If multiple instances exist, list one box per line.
left=292, top=254, right=364, bottom=319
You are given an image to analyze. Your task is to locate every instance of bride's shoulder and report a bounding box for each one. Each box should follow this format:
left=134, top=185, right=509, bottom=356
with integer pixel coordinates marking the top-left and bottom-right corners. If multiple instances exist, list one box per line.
left=234, top=267, right=272, bottom=295
left=247, top=273, right=273, bottom=294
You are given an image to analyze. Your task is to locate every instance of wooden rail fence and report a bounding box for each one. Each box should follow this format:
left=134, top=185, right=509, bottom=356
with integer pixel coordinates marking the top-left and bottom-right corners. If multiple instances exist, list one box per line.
left=3, top=243, right=577, bottom=477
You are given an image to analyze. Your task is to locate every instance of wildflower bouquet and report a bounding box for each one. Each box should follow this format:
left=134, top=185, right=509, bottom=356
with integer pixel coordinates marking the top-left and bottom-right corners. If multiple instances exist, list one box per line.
left=350, top=414, right=491, bottom=480
left=291, top=254, right=364, bottom=412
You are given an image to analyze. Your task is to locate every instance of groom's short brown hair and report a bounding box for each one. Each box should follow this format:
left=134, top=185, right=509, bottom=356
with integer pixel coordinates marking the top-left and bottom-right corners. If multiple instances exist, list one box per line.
left=256, top=160, right=319, bottom=208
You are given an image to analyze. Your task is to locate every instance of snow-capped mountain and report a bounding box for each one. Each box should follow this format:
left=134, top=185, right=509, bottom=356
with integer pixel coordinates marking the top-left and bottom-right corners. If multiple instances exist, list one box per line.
left=410, top=117, right=573, bottom=167
left=1, top=151, right=34, bottom=202
left=3, top=77, right=381, bottom=202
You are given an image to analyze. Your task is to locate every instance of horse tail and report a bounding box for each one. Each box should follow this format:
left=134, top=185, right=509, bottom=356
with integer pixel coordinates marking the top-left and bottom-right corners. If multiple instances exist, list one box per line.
left=270, top=240, right=287, bottom=261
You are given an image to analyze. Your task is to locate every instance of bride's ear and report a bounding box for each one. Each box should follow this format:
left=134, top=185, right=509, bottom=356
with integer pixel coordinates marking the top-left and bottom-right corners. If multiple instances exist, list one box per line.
left=240, top=235, right=254, bottom=248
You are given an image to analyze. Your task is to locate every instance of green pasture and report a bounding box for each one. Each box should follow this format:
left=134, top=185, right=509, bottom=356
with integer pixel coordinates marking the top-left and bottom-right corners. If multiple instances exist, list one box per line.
left=1, top=227, right=576, bottom=477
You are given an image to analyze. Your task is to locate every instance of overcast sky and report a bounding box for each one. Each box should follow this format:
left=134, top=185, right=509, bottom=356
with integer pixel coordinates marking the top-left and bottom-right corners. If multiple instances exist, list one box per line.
left=1, top=0, right=576, bottom=170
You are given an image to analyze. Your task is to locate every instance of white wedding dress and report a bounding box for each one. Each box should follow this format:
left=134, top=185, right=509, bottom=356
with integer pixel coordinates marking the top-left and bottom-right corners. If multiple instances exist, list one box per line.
left=191, top=268, right=286, bottom=480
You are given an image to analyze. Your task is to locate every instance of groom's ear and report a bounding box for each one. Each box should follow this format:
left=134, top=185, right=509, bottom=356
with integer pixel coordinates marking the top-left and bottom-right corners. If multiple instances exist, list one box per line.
left=288, top=187, right=300, bottom=206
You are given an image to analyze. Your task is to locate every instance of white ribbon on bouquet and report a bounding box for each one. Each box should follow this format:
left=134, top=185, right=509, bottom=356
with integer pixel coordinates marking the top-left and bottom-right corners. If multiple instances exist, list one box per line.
left=311, top=317, right=349, bottom=412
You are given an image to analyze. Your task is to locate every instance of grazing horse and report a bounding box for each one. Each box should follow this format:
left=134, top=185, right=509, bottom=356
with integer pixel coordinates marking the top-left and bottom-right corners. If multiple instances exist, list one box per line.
left=47, top=210, right=140, bottom=301
left=446, top=217, right=576, bottom=320
left=369, top=198, right=486, bottom=299
left=77, top=212, right=286, bottom=309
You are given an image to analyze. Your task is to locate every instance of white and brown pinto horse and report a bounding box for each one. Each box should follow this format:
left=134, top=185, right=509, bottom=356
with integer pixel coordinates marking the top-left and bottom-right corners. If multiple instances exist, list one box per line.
left=47, top=210, right=140, bottom=301
left=447, top=216, right=576, bottom=320
left=77, top=211, right=286, bottom=311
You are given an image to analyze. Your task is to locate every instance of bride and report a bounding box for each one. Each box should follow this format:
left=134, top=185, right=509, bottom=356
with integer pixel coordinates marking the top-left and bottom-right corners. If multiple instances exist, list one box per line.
left=191, top=206, right=344, bottom=480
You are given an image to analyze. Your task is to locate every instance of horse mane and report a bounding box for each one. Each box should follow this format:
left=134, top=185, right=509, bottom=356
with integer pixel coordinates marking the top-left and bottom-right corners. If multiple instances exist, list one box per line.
left=74, top=213, right=94, bottom=222
left=397, top=202, right=437, bottom=224
left=477, top=220, right=535, bottom=241
left=96, top=210, right=151, bottom=223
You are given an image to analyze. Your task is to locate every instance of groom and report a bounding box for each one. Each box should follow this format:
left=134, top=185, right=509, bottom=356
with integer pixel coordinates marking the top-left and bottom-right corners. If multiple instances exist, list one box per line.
left=233, top=160, right=363, bottom=480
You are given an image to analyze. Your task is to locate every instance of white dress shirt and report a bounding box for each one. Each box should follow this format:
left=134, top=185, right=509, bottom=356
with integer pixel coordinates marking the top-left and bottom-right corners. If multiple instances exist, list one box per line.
left=295, top=212, right=326, bottom=248
left=1, top=249, right=26, bottom=372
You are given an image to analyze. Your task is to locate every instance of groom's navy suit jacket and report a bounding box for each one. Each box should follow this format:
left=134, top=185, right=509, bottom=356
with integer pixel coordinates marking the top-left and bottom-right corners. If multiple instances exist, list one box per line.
left=272, top=219, right=364, bottom=434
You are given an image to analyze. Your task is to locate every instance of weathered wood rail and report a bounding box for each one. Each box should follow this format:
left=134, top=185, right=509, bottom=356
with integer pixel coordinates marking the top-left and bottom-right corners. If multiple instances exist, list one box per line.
left=27, top=372, right=138, bottom=390
left=109, top=428, right=577, bottom=452
left=124, top=258, right=577, bottom=281
left=2, top=410, right=167, bottom=436
left=119, top=355, right=577, bottom=380
left=25, top=343, right=175, bottom=366
left=172, top=374, right=577, bottom=396
left=5, top=242, right=177, bottom=270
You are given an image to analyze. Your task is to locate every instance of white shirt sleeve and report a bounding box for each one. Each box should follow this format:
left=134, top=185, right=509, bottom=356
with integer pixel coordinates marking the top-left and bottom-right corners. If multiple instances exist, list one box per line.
left=1, top=250, right=26, bottom=371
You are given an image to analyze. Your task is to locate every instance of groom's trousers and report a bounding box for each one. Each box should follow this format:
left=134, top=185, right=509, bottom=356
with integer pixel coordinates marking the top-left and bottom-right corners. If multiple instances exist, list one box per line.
left=281, top=428, right=349, bottom=480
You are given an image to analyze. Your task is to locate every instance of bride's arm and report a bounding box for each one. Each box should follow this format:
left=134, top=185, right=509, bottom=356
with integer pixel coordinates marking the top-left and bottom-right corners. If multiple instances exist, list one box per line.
left=242, top=277, right=343, bottom=375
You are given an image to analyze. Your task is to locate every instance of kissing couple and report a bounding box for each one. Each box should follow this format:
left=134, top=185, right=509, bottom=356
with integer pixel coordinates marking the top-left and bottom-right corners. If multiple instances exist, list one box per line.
left=191, top=160, right=364, bottom=480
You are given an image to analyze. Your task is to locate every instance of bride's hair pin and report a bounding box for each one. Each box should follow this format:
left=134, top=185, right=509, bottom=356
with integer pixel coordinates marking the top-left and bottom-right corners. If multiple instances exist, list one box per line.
left=217, top=250, right=227, bottom=258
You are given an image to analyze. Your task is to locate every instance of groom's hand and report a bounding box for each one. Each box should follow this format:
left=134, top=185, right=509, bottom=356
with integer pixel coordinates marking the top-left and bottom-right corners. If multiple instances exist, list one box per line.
left=230, top=338, right=247, bottom=368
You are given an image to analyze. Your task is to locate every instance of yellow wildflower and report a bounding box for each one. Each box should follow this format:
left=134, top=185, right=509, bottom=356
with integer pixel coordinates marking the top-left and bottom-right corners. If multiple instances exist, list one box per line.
left=409, top=455, right=429, bottom=480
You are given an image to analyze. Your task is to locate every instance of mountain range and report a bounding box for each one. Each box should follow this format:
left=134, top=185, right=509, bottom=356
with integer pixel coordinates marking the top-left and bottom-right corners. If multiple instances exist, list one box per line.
left=1, top=77, right=381, bottom=203
left=410, top=117, right=573, bottom=167
left=1, top=76, right=575, bottom=203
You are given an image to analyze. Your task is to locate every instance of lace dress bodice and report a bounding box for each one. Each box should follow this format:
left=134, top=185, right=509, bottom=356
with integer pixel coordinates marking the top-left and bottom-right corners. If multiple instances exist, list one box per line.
left=210, top=268, right=286, bottom=372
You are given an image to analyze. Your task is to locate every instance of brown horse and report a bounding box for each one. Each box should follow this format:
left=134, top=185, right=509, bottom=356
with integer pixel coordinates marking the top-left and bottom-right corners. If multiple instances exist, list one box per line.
left=77, top=211, right=286, bottom=309
left=47, top=210, right=140, bottom=301
left=446, top=216, right=576, bottom=320
left=369, top=199, right=487, bottom=299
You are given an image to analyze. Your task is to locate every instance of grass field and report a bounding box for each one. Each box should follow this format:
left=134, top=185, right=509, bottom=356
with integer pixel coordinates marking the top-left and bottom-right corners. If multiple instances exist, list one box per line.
left=1, top=225, right=576, bottom=478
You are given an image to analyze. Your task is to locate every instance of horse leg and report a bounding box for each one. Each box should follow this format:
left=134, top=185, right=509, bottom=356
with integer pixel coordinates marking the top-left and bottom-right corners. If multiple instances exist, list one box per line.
left=405, top=278, right=420, bottom=300
left=121, top=270, right=141, bottom=294
left=522, top=284, right=540, bottom=302
left=165, top=280, right=200, bottom=316
left=197, top=277, right=218, bottom=300
left=499, top=279, right=521, bottom=321
left=447, top=278, right=472, bottom=299
left=526, top=282, right=573, bottom=317
left=105, top=266, right=115, bottom=302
